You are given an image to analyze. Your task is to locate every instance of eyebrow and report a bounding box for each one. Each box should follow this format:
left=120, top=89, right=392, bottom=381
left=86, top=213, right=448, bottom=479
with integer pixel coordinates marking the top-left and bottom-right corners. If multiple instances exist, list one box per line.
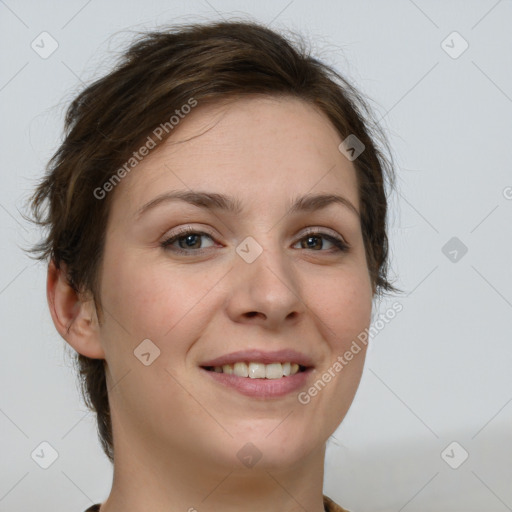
left=136, top=190, right=360, bottom=219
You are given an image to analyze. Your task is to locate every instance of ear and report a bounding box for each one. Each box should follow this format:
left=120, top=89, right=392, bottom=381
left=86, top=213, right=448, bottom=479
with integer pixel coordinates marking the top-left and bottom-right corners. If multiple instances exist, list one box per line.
left=47, top=259, right=105, bottom=359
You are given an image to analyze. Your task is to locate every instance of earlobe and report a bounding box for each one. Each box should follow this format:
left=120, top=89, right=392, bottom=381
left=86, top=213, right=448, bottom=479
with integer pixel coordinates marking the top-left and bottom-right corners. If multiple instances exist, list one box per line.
left=46, top=259, right=105, bottom=359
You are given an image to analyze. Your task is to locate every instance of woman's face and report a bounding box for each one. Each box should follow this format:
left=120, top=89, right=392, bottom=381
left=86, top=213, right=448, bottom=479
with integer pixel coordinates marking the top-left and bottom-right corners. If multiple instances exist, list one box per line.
left=96, top=96, right=373, bottom=471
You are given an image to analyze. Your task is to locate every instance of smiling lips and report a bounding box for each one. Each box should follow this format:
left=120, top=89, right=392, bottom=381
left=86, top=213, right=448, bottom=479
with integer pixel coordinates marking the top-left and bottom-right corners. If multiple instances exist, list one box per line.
left=199, top=349, right=314, bottom=397
left=200, top=348, right=313, bottom=374
left=204, top=361, right=303, bottom=379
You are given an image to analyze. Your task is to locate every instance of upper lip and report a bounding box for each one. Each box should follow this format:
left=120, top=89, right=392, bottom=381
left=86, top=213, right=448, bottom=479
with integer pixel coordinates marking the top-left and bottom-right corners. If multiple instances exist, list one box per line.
left=199, top=349, right=314, bottom=368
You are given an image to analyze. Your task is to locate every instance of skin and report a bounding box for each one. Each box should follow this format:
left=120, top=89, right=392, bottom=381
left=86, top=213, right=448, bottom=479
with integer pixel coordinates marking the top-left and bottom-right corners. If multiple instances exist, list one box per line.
left=47, top=96, right=374, bottom=512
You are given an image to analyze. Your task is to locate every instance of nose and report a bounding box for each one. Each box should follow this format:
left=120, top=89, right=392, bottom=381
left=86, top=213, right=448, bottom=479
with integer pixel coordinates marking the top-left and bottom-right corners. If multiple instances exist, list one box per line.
left=225, top=238, right=305, bottom=330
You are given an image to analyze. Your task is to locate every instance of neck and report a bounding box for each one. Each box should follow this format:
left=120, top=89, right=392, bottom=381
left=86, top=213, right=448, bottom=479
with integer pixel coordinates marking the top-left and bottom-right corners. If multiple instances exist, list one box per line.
left=99, top=432, right=327, bottom=512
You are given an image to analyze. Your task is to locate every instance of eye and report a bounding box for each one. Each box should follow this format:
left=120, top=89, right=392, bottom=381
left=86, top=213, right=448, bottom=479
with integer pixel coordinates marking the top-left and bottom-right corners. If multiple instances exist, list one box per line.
left=160, top=226, right=349, bottom=255
left=161, top=227, right=216, bottom=254
left=294, top=229, right=349, bottom=252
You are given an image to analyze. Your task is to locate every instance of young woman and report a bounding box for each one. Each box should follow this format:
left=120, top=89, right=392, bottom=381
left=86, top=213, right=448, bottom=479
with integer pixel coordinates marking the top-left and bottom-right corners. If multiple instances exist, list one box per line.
left=28, top=19, right=398, bottom=512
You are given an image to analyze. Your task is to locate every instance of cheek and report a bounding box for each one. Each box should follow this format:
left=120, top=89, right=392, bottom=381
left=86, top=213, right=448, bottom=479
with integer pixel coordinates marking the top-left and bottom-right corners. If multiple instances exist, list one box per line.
left=307, top=266, right=373, bottom=349
left=99, top=249, right=220, bottom=346
left=307, top=270, right=371, bottom=420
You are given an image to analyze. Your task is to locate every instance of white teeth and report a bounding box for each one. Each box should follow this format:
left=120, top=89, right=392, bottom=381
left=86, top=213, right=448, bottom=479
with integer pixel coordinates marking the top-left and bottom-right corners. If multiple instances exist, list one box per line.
left=248, top=362, right=266, bottom=378
left=265, top=363, right=283, bottom=379
left=211, top=362, right=302, bottom=378
left=233, top=362, right=249, bottom=377
left=222, top=364, right=233, bottom=374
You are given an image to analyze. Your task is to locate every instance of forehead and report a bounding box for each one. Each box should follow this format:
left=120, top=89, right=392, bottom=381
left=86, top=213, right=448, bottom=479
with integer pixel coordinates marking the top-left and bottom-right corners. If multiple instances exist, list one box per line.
left=110, top=95, right=359, bottom=219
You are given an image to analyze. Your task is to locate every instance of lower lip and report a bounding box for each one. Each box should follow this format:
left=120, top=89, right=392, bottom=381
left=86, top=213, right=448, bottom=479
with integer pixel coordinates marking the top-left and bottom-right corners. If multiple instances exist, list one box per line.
left=200, top=367, right=312, bottom=398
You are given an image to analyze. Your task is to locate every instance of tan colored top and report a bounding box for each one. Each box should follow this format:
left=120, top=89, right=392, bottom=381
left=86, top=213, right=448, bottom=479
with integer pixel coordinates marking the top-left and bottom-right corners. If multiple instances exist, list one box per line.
left=84, top=495, right=350, bottom=511
left=323, top=494, right=351, bottom=511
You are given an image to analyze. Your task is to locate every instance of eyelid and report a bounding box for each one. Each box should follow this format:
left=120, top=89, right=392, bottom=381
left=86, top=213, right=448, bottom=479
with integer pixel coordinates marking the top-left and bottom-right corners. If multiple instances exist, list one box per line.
left=160, top=224, right=349, bottom=255
left=299, top=226, right=347, bottom=244
left=296, top=227, right=350, bottom=252
left=160, top=225, right=217, bottom=248
left=161, top=224, right=216, bottom=240
left=162, top=225, right=347, bottom=244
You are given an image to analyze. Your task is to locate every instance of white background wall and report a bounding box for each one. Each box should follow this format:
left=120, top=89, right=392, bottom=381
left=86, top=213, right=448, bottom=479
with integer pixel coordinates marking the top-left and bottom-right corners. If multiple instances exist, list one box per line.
left=1, top=1, right=511, bottom=511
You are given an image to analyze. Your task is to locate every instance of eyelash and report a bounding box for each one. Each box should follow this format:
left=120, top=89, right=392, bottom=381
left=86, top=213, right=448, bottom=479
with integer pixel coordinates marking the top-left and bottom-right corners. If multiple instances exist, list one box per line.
left=160, top=226, right=349, bottom=255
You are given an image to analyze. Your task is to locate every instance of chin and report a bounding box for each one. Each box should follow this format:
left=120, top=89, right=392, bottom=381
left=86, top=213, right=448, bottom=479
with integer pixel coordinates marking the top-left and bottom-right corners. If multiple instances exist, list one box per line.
left=215, top=429, right=320, bottom=472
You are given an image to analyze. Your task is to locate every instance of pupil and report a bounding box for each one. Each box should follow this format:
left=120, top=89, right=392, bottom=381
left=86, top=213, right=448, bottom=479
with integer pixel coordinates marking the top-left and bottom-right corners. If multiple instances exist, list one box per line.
left=306, top=236, right=320, bottom=249
left=184, top=234, right=199, bottom=248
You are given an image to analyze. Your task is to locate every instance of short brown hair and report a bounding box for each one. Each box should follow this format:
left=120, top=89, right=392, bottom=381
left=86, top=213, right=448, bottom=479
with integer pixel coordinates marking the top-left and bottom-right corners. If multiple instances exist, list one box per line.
left=26, top=19, right=400, bottom=463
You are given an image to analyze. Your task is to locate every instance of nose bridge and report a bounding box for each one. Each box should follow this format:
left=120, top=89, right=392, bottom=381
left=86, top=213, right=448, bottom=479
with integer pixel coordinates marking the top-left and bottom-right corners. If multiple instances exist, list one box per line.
left=228, top=231, right=303, bottom=324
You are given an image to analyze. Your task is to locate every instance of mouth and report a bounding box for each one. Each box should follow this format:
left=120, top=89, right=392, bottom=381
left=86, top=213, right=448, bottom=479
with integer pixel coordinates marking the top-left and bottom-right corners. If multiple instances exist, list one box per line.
left=201, top=362, right=308, bottom=379
left=199, top=349, right=314, bottom=398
